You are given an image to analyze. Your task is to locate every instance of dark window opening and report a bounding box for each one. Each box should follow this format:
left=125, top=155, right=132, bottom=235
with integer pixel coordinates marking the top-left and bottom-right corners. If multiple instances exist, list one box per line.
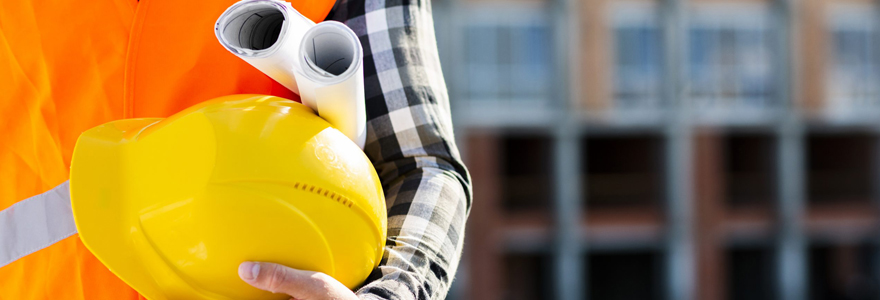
left=808, top=244, right=880, bottom=300
left=583, top=135, right=665, bottom=209
left=587, top=251, right=664, bottom=300
left=501, top=135, right=554, bottom=212
left=724, top=134, right=776, bottom=207
left=807, top=133, right=875, bottom=204
left=727, top=247, right=775, bottom=300
left=502, top=254, right=553, bottom=300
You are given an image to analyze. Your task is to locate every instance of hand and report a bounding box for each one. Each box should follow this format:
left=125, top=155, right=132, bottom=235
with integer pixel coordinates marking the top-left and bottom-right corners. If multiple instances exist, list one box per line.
left=238, top=262, right=359, bottom=300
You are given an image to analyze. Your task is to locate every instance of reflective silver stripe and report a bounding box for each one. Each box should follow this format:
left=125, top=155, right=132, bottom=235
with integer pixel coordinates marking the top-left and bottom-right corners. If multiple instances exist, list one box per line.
left=0, top=181, right=77, bottom=268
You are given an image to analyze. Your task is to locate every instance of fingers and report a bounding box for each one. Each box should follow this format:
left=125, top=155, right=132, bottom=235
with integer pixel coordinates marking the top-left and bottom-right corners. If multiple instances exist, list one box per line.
left=238, top=262, right=322, bottom=298
left=238, top=261, right=358, bottom=300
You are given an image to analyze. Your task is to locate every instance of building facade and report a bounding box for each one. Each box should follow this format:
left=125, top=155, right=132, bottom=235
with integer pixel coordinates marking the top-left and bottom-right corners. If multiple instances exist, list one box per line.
left=433, top=0, right=880, bottom=299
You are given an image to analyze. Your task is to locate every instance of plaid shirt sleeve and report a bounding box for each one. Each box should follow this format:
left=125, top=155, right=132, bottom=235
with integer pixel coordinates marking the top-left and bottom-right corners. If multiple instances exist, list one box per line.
left=325, top=0, right=473, bottom=300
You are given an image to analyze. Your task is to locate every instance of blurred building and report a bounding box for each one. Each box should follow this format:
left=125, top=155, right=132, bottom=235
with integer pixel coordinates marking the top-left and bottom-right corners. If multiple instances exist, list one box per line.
left=431, top=0, right=880, bottom=299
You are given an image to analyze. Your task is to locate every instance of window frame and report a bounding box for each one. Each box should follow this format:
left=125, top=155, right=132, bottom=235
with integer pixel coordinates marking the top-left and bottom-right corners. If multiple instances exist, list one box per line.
left=454, top=4, right=557, bottom=114
left=825, top=4, right=880, bottom=120
left=687, top=4, right=780, bottom=123
left=609, top=2, right=664, bottom=115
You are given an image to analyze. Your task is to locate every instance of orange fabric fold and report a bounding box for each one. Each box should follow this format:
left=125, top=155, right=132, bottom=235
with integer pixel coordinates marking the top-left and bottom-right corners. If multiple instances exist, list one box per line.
left=0, top=0, right=336, bottom=298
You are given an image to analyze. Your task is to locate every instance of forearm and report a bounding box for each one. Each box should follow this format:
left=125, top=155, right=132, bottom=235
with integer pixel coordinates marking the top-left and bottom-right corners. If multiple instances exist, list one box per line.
left=357, top=166, right=468, bottom=300
left=325, top=0, right=472, bottom=298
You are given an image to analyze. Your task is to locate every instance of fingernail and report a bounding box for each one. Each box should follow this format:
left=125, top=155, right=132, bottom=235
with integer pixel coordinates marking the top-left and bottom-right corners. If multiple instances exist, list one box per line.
left=239, top=262, right=260, bottom=281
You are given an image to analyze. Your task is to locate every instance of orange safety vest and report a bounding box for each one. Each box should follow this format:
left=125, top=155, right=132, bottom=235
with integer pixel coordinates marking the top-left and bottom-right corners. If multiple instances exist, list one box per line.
left=0, top=0, right=336, bottom=298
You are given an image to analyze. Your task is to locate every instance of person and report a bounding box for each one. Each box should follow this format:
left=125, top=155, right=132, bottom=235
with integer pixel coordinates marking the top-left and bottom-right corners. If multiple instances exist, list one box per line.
left=0, top=0, right=471, bottom=299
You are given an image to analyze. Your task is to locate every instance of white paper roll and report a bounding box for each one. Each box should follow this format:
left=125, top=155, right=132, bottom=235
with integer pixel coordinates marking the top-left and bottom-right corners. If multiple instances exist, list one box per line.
left=294, top=22, right=366, bottom=149
left=215, top=0, right=367, bottom=149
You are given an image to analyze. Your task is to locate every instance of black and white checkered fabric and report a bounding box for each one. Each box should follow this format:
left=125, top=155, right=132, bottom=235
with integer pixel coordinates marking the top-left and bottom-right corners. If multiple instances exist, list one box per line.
left=326, top=0, right=472, bottom=299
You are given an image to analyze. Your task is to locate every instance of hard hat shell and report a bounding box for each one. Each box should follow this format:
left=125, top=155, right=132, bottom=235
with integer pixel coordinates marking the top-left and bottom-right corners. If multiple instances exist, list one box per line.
left=69, top=95, right=386, bottom=300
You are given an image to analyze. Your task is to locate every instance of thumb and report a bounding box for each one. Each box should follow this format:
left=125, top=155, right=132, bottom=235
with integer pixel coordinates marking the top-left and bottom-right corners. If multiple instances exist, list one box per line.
left=238, top=261, right=321, bottom=298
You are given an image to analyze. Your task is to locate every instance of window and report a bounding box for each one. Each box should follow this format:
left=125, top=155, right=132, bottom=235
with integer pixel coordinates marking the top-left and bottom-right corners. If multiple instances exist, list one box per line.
left=808, top=244, right=880, bottom=300
left=582, top=135, right=665, bottom=209
left=501, top=135, right=554, bottom=213
left=688, top=6, right=775, bottom=111
left=462, top=8, right=553, bottom=104
left=503, top=254, right=553, bottom=300
left=588, top=251, right=663, bottom=300
left=727, top=247, right=775, bottom=300
left=612, top=4, right=662, bottom=111
left=806, top=132, right=874, bottom=204
left=827, top=6, right=880, bottom=115
left=724, top=134, right=776, bottom=207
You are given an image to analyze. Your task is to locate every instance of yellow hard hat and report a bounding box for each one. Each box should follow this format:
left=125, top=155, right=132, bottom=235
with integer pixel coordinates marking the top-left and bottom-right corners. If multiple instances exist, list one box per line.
left=69, top=95, right=386, bottom=300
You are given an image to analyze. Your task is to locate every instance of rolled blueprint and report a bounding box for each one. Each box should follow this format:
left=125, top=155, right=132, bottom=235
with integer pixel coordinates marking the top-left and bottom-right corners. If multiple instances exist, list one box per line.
left=294, top=22, right=366, bottom=149
left=215, top=0, right=367, bottom=149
